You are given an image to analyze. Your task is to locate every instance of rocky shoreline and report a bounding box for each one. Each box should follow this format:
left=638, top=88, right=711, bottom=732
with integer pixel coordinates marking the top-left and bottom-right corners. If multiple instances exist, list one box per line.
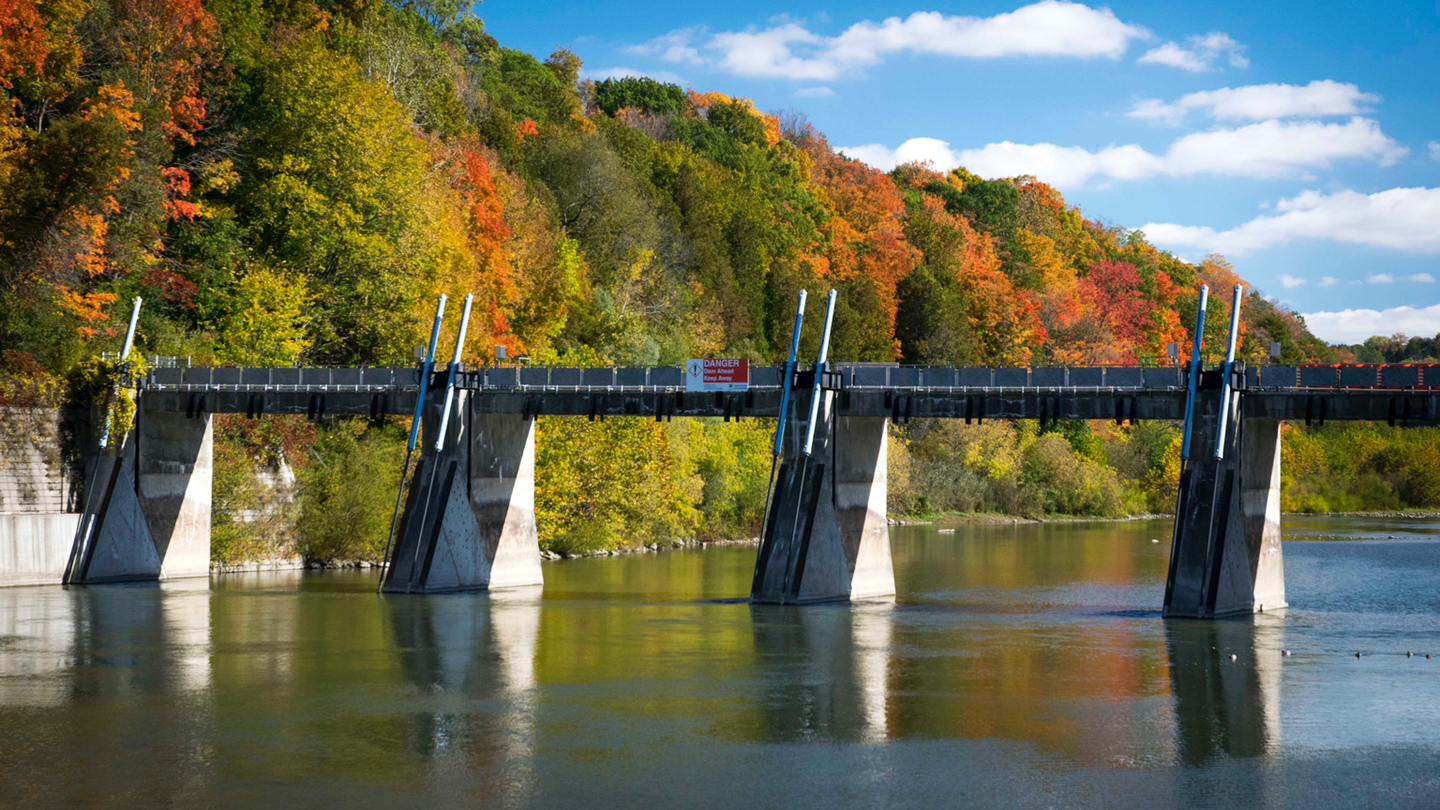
left=538, top=535, right=762, bottom=560
left=888, top=512, right=1173, bottom=526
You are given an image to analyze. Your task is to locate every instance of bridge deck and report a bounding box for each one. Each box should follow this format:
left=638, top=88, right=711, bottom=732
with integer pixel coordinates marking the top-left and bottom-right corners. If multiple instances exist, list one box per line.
left=135, top=365, right=1440, bottom=424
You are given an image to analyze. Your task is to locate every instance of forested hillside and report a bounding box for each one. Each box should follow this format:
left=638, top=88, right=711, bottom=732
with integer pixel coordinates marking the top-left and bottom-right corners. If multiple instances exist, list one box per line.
left=2, top=0, right=1435, bottom=560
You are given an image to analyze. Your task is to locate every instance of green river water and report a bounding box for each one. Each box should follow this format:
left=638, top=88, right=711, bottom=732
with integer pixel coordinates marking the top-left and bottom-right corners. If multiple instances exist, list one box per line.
left=2, top=516, right=1439, bottom=807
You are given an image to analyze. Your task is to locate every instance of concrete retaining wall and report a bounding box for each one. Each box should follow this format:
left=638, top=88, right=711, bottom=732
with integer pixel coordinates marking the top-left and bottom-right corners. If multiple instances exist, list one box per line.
left=0, top=407, right=84, bottom=514
left=0, top=408, right=87, bottom=587
left=0, top=513, right=79, bottom=586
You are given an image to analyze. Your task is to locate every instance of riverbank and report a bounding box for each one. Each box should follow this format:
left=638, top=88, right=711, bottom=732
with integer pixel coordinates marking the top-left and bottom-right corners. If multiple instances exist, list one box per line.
left=1288, top=510, right=1440, bottom=519
left=889, top=512, right=1172, bottom=526
left=214, top=510, right=1440, bottom=570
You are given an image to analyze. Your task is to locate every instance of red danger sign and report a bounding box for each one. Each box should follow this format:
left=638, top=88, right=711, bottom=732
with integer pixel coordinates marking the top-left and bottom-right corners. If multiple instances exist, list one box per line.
left=685, top=358, right=749, bottom=391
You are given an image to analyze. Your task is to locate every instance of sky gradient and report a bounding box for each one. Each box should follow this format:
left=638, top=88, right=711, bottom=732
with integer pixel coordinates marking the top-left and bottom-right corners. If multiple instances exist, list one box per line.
left=476, top=0, right=1440, bottom=343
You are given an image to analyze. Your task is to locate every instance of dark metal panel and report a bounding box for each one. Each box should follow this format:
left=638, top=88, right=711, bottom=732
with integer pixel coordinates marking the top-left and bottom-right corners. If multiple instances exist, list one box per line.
left=958, top=367, right=992, bottom=387
left=851, top=367, right=888, bottom=387
left=1030, top=367, right=1065, bottom=387
left=1143, top=368, right=1183, bottom=388
left=750, top=366, right=782, bottom=387
left=299, top=368, right=333, bottom=386
left=921, top=367, right=955, bottom=387
left=550, top=368, right=582, bottom=387
left=1067, top=367, right=1103, bottom=387
left=1106, top=367, right=1144, bottom=387
left=271, top=368, right=300, bottom=386
left=183, top=367, right=213, bottom=385
left=1299, top=366, right=1337, bottom=387
left=152, top=367, right=184, bottom=385
left=889, top=367, right=920, bottom=387
left=1339, top=365, right=1378, bottom=388
left=1381, top=365, right=1420, bottom=388
left=238, top=367, right=269, bottom=387
left=992, top=368, right=1028, bottom=387
left=616, top=367, right=648, bottom=387
left=330, top=367, right=361, bottom=386
left=1259, top=366, right=1297, bottom=388
left=520, top=367, right=550, bottom=386
left=582, top=368, right=615, bottom=387
left=650, top=367, right=684, bottom=387
left=212, top=367, right=241, bottom=386
left=486, top=367, right=517, bottom=387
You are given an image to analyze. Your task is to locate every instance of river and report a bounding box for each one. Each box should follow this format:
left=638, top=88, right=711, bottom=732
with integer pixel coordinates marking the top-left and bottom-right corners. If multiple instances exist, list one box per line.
left=2, top=517, right=1439, bottom=807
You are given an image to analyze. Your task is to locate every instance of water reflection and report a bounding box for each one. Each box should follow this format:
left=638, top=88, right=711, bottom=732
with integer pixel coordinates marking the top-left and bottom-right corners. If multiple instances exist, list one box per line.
left=749, top=600, right=894, bottom=742
left=0, top=580, right=214, bottom=806
left=2, top=522, right=1440, bottom=806
left=0, top=579, right=212, bottom=705
left=1165, top=615, right=1283, bottom=764
left=388, top=586, right=541, bottom=794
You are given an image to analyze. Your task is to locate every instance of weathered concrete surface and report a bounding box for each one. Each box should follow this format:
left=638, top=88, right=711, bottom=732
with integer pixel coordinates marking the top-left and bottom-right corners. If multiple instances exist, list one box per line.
left=0, top=408, right=84, bottom=514
left=383, top=390, right=542, bottom=594
left=0, top=513, right=79, bottom=586
left=139, top=409, right=212, bottom=579
left=0, top=408, right=86, bottom=587
left=752, top=389, right=895, bottom=604
left=470, top=412, right=543, bottom=589
left=1237, top=418, right=1286, bottom=612
left=1164, top=393, right=1286, bottom=618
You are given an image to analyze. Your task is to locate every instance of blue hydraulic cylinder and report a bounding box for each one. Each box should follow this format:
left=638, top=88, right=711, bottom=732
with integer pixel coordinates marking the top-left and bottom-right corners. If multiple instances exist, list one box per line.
left=433, top=293, right=474, bottom=452
left=1179, top=285, right=1209, bottom=461
left=406, top=295, right=447, bottom=453
left=1213, top=284, right=1244, bottom=460
left=772, top=290, right=809, bottom=456
left=802, top=289, right=838, bottom=457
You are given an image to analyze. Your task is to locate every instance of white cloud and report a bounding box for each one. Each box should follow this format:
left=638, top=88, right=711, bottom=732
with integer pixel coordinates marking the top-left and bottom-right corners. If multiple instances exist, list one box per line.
left=955, top=142, right=1161, bottom=187
left=628, top=1, right=1150, bottom=82
left=1162, top=118, right=1406, bottom=177
left=841, top=117, right=1405, bottom=186
left=1138, top=31, right=1247, bottom=72
left=1141, top=187, right=1440, bottom=256
left=1279, top=274, right=1306, bottom=288
left=1368, top=273, right=1394, bottom=283
left=1128, top=80, right=1378, bottom=126
left=1303, top=304, right=1440, bottom=344
left=794, top=86, right=835, bottom=98
left=1411, top=273, right=1436, bottom=283
left=841, top=137, right=965, bottom=172
left=623, top=27, right=706, bottom=65
left=1319, top=276, right=1338, bottom=287
left=1431, top=141, right=1440, bottom=162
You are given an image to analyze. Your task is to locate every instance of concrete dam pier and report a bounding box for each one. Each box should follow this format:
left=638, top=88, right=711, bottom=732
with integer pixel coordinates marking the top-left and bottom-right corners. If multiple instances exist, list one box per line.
left=69, top=409, right=214, bottom=583
left=751, top=385, right=894, bottom=604
left=381, top=388, right=543, bottom=594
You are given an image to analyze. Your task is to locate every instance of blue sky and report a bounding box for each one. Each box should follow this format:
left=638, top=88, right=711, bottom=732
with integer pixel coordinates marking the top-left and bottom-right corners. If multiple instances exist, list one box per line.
left=477, top=0, right=1440, bottom=343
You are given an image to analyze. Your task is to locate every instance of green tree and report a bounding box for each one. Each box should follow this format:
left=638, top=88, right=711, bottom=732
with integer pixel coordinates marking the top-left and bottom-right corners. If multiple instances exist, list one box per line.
left=215, top=267, right=312, bottom=364
left=593, top=76, right=685, bottom=117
